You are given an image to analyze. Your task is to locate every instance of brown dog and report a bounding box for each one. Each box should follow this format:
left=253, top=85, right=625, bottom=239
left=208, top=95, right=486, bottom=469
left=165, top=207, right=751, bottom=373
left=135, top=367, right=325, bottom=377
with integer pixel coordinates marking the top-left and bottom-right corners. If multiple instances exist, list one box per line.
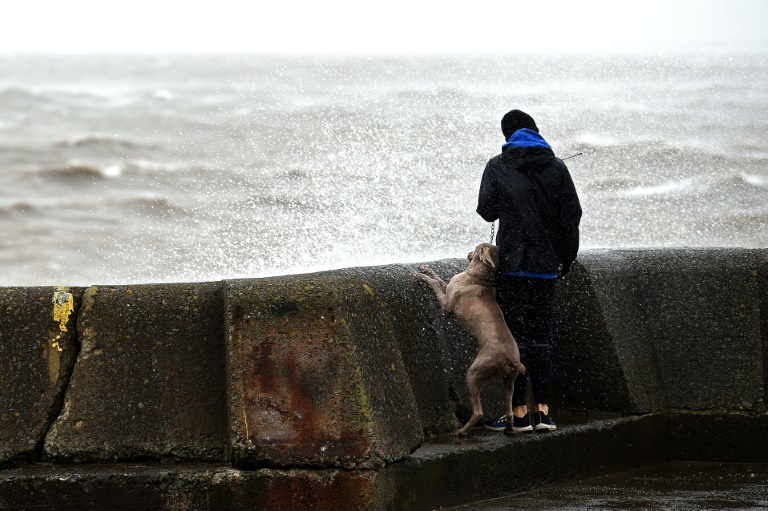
left=415, top=243, right=525, bottom=436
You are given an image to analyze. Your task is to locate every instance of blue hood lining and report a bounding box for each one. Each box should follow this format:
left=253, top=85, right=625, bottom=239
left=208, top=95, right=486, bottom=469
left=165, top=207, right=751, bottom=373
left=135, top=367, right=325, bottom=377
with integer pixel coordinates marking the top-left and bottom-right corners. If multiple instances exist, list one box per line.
left=502, top=128, right=552, bottom=150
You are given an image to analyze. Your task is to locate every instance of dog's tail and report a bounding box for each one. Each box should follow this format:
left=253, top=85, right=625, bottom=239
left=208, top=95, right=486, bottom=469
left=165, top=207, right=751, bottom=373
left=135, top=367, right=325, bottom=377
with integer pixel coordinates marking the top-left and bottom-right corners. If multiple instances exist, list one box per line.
left=515, top=361, right=526, bottom=375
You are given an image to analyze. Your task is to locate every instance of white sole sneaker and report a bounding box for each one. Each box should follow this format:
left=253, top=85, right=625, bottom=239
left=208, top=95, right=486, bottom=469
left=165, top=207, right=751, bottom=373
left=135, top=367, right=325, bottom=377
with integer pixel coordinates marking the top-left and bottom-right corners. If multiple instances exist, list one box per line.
left=534, top=412, right=557, bottom=432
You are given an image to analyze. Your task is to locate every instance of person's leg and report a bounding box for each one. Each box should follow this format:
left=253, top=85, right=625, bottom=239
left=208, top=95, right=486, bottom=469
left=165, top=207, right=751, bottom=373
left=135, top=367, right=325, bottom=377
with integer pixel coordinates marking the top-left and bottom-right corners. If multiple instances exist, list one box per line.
left=499, top=276, right=557, bottom=411
left=496, top=275, right=528, bottom=415
left=524, top=278, right=556, bottom=407
left=523, top=278, right=557, bottom=431
left=495, top=276, right=535, bottom=433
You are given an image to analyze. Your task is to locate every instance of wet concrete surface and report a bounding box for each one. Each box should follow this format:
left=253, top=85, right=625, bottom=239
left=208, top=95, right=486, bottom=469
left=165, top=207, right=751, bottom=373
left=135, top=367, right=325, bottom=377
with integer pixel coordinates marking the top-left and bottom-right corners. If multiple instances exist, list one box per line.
left=444, top=462, right=768, bottom=510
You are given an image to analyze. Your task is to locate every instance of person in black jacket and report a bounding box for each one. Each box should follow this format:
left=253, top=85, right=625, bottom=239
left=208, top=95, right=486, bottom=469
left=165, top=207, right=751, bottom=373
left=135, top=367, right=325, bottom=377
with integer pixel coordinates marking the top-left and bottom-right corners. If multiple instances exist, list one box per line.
left=477, top=109, right=581, bottom=433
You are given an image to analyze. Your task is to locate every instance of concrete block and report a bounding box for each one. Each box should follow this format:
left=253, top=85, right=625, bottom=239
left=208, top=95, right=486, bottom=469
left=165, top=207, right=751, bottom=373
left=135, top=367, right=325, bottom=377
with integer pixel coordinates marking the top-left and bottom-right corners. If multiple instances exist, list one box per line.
left=637, top=249, right=765, bottom=410
left=43, top=283, right=227, bottom=462
left=552, top=259, right=642, bottom=413
left=553, top=249, right=766, bottom=413
left=225, top=273, right=422, bottom=469
left=0, top=287, right=81, bottom=468
left=758, top=253, right=768, bottom=409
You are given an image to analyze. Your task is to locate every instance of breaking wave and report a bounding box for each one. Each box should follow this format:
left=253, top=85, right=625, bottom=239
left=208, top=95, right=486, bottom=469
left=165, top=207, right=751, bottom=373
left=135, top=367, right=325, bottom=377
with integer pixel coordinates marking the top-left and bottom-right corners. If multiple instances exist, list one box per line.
left=34, top=162, right=123, bottom=180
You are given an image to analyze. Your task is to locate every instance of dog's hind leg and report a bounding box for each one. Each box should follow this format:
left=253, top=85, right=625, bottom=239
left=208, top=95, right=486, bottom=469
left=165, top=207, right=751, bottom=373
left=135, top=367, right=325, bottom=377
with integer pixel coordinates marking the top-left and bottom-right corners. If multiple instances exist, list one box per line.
left=453, top=359, right=488, bottom=436
left=502, top=370, right=518, bottom=435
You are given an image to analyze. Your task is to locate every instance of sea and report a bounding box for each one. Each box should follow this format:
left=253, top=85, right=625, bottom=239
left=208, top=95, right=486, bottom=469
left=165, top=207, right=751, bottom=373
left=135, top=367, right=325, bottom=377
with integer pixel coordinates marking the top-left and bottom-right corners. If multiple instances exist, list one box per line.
left=1, top=53, right=766, bottom=286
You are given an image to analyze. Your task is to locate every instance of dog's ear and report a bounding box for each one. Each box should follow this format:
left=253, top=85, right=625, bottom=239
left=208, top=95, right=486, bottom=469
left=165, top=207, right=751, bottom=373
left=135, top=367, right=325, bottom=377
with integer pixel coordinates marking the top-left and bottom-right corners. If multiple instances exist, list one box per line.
left=479, top=245, right=497, bottom=269
left=467, top=251, right=474, bottom=261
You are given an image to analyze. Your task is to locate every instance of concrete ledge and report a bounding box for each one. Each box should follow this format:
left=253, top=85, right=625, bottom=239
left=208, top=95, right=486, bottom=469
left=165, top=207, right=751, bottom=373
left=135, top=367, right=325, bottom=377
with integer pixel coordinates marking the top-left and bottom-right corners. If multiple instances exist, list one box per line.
left=385, top=413, right=670, bottom=510
left=0, top=287, right=82, bottom=469
left=670, top=410, right=768, bottom=463
left=0, top=414, right=670, bottom=511
left=2, top=411, right=765, bottom=510
left=0, top=464, right=383, bottom=511
left=43, top=283, right=228, bottom=463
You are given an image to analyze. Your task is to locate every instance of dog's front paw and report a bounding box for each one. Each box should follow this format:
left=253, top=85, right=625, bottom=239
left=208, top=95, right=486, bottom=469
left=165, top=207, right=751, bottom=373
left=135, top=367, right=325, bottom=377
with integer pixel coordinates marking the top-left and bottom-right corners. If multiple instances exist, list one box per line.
left=413, top=272, right=431, bottom=283
left=417, top=264, right=439, bottom=279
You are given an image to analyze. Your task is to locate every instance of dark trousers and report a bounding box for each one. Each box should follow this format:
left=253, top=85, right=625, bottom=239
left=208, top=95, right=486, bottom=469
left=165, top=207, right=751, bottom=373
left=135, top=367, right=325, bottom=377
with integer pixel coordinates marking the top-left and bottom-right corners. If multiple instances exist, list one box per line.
left=495, top=275, right=557, bottom=407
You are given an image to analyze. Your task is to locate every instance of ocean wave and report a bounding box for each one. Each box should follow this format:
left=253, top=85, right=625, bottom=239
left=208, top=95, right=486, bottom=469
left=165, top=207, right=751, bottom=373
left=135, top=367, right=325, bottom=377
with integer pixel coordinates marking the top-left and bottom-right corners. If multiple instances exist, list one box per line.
left=570, top=134, right=750, bottom=161
left=0, top=201, right=39, bottom=218
left=0, top=196, right=102, bottom=218
left=34, top=161, right=123, bottom=180
left=238, top=194, right=310, bottom=210
left=55, top=134, right=154, bottom=150
left=574, top=132, right=622, bottom=147
left=618, top=178, right=699, bottom=197
left=125, top=159, right=188, bottom=173
left=0, top=82, right=142, bottom=111
left=703, top=172, right=768, bottom=194
left=615, top=172, right=768, bottom=199
left=0, top=193, right=185, bottom=218
left=0, top=84, right=38, bottom=98
left=152, top=89, right=175, bottom=100
left=739, top=172, right=768, bottom=189
left=0, top=85, right=43, bottom=109
left=585, top=177, right=644, bottom=192
left=113, top=195, right=188, bottom=216
left=31, top=156, right=187, bottom=178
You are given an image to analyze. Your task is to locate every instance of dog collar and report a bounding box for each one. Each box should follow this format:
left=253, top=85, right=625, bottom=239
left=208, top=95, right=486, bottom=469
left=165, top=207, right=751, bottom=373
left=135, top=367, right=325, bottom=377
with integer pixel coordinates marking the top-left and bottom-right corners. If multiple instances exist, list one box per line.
left=465, top=268, right=495, bottom=285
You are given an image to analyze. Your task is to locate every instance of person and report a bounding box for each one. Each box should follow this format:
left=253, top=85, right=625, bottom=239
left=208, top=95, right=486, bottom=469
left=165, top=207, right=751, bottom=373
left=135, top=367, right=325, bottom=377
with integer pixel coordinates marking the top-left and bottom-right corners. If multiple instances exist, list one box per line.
left=476, top=109, right=582, bottom=433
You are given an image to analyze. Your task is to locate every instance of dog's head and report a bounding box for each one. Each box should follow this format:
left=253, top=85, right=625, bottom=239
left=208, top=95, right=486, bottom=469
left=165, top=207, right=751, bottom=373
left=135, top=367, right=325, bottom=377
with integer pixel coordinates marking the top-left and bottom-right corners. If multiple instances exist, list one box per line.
left=467, top=243, right=500, bottom=271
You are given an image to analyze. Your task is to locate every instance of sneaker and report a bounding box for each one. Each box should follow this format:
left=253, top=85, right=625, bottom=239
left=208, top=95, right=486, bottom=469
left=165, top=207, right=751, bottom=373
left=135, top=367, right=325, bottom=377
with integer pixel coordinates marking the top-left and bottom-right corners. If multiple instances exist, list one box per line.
left=512, top=413, right=534, bottom=433
left=534, top=411, right=557, bottom=432
left=483, top=414, right=534, bottom=433
left=483, top=415, right=507, bottom=432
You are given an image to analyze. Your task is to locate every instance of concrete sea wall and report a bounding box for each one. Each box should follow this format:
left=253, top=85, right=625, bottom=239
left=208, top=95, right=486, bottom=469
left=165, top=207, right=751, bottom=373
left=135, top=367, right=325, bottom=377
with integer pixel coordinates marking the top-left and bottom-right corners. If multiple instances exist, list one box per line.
left=0, top=248, right=767, bottom=509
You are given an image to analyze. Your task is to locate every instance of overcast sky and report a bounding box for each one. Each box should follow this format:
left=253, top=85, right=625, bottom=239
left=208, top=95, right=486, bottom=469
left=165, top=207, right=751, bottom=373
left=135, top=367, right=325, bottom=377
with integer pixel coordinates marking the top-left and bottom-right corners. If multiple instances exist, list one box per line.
left=3, top=0, right=767, bottom=54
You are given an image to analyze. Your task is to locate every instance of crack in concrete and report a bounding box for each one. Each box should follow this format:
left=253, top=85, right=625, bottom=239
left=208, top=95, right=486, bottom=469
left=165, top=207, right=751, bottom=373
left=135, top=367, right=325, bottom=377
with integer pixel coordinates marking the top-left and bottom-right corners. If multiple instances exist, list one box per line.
left=34, top=291, right=83, bottom=463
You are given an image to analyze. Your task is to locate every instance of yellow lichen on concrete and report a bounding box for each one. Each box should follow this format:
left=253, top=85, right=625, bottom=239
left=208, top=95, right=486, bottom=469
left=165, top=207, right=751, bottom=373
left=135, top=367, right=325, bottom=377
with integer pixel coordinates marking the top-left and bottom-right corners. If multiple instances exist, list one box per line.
left=354, top=368, right=374, bottom=425
left=50, top=289, right=73, bottom=351
left=47, top=288, right=74, bottom=383
left=52, top=288, right=74, bottom=335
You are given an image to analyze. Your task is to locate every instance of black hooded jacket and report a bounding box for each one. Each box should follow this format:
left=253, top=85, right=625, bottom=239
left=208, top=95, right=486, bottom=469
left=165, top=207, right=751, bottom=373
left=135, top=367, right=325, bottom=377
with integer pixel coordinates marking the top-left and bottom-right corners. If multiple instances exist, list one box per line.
left=476, top=143, right=582, bottom=276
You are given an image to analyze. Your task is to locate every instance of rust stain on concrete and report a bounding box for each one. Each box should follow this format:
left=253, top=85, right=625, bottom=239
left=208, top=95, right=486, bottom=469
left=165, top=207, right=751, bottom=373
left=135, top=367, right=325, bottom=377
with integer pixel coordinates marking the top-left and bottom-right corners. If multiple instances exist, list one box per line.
left=234, top=283, right=374, bottom=467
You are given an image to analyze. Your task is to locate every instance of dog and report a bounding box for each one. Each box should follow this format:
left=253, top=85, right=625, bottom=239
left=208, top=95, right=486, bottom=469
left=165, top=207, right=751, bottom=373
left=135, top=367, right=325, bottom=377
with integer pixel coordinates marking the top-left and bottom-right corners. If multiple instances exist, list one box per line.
left=414, top=243, right=525, bottom=436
